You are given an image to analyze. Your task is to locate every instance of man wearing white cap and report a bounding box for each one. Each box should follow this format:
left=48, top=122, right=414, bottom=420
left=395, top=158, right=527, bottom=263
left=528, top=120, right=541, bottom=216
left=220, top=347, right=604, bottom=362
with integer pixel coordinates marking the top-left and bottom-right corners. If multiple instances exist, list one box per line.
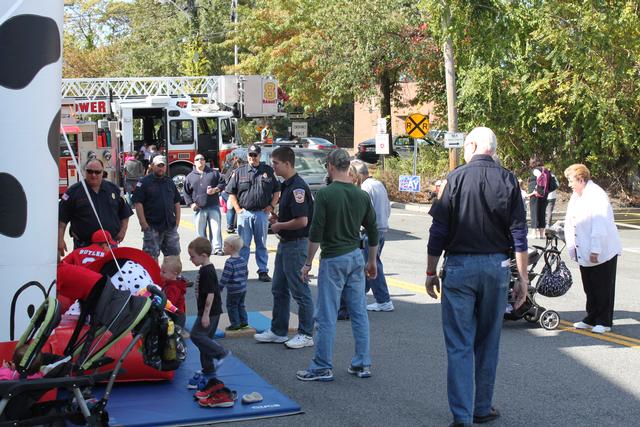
left=132, top=155, right=182, bottom=262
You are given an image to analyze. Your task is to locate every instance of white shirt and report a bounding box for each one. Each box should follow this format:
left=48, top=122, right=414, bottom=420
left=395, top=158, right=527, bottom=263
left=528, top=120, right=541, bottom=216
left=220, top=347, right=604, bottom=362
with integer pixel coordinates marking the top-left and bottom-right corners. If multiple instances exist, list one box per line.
left=360, top=177, right=390, bottom=234
left=564, top=180, right=621, bottom=267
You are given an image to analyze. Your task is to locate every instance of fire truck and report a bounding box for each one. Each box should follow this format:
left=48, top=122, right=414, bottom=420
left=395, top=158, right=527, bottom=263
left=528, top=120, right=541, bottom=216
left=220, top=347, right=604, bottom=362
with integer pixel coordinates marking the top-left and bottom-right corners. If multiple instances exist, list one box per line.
left=60, top=75, right=282, bottom=196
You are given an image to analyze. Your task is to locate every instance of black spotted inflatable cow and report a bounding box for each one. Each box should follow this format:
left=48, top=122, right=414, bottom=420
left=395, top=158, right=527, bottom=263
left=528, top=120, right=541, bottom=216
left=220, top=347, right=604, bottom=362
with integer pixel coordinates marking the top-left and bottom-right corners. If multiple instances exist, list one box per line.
left=0, top=2, right=62, bottom=342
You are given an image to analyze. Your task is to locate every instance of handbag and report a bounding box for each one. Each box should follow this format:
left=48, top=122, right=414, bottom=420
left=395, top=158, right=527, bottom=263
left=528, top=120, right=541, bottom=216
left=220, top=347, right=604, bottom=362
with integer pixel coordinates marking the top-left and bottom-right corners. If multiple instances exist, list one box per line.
left=537, top=251, right=572, bottom=297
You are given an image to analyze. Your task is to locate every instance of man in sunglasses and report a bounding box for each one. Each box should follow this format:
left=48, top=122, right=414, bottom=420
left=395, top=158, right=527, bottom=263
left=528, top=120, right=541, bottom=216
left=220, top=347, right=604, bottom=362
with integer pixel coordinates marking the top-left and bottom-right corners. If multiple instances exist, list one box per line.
left=58, top=158, right=133, bottom=256
left=132, top=155, right=182, bottom=262
left=184, top=155, right=226, bottom=255
left=226, top=144, right=280, bottom=282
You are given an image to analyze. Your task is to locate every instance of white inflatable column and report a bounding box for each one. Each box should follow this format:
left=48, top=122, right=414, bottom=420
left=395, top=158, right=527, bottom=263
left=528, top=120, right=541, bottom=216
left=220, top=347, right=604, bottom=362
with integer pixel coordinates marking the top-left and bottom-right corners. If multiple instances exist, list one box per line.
left=0, top=1, right=63, bottom=341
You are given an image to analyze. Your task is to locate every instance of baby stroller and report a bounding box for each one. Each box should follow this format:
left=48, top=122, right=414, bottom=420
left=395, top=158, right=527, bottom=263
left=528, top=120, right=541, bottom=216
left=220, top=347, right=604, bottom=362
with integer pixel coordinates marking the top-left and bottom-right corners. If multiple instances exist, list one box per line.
left=504, top=222, right=572, bottom=330
left=0, top=268, right=182, bottom=427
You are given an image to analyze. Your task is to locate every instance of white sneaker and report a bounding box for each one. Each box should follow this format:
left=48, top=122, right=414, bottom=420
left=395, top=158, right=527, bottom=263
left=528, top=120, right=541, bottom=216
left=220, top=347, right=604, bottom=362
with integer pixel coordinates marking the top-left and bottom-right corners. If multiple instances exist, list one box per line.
left=367, top=301, right=394, bottom=312
left=254, top=329, right=288, bottom=343
left=573, top=321, right=594, bottom=330
left=284, top=334, right=314, bottom=349
left=591, top=325, right=611, bottom=334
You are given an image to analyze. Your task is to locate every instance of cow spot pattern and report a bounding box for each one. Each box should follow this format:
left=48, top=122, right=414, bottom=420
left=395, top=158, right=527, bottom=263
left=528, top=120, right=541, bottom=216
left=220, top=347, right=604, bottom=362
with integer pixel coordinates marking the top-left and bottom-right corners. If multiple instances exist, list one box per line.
left=48, top=110, right=61, bottom=165
left=0, top=14, right=61, bottom=89
left=0, top=173, right=27, bottom=237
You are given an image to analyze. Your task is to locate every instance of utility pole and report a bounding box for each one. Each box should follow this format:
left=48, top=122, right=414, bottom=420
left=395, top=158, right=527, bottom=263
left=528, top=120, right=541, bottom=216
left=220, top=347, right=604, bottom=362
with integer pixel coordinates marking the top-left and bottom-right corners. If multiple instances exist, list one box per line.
left=442, top=1, right=459, bottom=171
left=231, top=0, right=238, bottom=70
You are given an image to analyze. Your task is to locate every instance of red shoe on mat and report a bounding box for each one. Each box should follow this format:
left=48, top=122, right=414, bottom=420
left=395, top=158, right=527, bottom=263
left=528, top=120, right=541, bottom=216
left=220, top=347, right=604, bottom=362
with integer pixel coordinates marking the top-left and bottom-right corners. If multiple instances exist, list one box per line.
left=194, top=378, right=225, bottom=400
left=198, top=387, right=235, bottom=408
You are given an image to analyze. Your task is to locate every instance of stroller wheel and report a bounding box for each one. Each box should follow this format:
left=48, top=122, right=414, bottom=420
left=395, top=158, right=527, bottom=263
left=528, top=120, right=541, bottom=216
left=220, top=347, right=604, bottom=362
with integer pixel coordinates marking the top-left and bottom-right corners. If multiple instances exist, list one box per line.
left=539, top=310, right=560, bottom=330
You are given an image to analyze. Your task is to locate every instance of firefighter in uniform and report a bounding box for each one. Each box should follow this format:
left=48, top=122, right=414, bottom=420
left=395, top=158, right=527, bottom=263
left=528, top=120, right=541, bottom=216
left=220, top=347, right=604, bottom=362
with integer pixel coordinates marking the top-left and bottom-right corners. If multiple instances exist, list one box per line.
left=58, top=159, right=132, bottom=256
left=226, top=144, right=280, bottom=282
left=132, top=155, right=182, bottom=261
left=254, top=146, right=315, bottom=348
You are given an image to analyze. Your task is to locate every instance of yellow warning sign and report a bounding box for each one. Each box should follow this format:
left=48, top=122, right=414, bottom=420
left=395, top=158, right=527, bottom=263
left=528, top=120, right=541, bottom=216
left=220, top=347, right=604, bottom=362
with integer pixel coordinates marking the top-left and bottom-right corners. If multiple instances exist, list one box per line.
left=405, top=114, right=430, bottom=138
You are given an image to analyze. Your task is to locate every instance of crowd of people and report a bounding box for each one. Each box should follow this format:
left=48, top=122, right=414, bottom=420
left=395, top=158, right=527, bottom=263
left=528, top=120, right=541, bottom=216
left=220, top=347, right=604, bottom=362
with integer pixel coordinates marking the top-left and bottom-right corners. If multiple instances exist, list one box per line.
left=55, top=130, right=622, bottom=426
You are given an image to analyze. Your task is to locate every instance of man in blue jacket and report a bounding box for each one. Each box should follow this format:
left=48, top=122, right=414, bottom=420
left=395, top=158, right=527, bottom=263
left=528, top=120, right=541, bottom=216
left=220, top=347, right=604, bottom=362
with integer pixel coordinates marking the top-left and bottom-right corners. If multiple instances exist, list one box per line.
left=184, top=155, right=226, bottom=256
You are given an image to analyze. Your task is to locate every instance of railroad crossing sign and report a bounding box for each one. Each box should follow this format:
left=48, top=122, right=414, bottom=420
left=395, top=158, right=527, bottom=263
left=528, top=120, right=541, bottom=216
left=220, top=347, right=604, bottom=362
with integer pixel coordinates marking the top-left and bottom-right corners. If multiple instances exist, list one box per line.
left=405, top=113, right=430, bottom=138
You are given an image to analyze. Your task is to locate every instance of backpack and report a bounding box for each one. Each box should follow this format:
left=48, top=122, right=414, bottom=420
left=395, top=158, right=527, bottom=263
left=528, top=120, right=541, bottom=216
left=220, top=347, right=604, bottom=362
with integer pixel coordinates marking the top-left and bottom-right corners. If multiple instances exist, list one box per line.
left=548, top=174, right=559, bottom=193
left=534, top=167, right=549, bottom=198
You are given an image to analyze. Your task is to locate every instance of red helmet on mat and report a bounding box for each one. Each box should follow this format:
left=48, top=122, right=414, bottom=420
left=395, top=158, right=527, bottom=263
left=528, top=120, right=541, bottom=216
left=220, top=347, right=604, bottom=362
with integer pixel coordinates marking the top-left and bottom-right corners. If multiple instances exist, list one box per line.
left=87, top=247, right=162, bottom=291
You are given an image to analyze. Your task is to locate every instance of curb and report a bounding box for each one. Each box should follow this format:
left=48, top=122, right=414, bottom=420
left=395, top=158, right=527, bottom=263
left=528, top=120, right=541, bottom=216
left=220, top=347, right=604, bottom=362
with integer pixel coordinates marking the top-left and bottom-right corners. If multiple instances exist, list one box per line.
left=390, top=201, right=431, bottom=213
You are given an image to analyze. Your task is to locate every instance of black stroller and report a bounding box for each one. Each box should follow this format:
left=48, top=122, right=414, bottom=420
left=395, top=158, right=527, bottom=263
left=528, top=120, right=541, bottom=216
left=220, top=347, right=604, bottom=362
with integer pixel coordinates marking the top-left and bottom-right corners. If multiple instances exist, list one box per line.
left=0, top=274, right=182, bottom=427
left=504, top=222, right=571, bottom=330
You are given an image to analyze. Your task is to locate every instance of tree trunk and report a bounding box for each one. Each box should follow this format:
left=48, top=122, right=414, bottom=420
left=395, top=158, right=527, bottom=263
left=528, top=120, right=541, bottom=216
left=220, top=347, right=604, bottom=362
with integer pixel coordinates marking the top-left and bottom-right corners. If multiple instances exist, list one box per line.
left=442, top=1, right=459, bottom=170
left=380, top=71, right=393, bottom=170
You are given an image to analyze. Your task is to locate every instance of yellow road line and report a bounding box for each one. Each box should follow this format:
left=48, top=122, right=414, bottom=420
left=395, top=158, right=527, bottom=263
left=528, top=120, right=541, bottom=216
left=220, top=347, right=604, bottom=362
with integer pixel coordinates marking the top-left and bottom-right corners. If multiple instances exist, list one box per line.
left=558, top=320, right=640, bottom=348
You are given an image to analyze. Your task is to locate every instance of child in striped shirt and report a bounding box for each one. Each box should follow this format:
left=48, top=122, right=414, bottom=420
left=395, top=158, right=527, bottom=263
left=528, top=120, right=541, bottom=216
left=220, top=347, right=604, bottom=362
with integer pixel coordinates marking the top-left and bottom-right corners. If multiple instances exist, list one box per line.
left=221, top=235, right=249, bottom=331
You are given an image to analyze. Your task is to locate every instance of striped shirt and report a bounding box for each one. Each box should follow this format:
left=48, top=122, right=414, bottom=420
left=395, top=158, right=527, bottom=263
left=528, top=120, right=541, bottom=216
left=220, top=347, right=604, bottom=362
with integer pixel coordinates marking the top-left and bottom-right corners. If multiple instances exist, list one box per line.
left=220, top=256, right=248, bottom=294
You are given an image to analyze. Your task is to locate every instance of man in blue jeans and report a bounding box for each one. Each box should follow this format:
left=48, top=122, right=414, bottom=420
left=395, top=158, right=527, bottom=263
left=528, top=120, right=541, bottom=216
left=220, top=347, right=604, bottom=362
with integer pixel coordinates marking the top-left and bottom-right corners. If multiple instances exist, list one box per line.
left=226, top=144, right=280, bottom=282
left=297, top=149, right=379, bottom=382
left=425, top=127, right=529, bottom=427
left=254, top=146, right=315, bottom=349
left=184, top=154, right=226, bottom=255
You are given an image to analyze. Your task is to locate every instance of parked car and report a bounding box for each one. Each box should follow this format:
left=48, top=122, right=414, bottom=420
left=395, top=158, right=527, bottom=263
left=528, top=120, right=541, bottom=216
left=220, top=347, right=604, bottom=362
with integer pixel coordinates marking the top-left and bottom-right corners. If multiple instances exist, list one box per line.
left=356, top=131, right=444, bottom=164
left=301, top=137, right=337, bottom=151
left=224, top=146, right=328, bottom=195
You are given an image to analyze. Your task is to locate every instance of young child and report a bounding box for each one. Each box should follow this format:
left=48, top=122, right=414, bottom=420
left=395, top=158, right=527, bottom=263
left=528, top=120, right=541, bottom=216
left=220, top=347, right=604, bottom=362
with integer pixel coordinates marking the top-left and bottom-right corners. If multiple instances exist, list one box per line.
left=187, top=237, right=230, bottom=391
left=160, top=256, right=188, bottom=329
left=220, top=235, right=249, bottom=331
left=0, top=344, right=44, bottom=380
left=62, top=230, right=115, bottom=266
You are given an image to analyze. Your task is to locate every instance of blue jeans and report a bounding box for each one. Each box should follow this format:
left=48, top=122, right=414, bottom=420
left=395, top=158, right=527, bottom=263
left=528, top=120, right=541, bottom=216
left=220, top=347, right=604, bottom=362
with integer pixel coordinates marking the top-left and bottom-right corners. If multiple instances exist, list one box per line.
left=362, top=235, right=390, bottom=303
left=190, top=314, right=226, bottom=377
left=309, top=249, right=370, bottom=372
left=271, top=239, right=314, bottom=337
left=441, top=253, right=509, bottom=424
left=238, top=210, right=269, bottom=273
left=226, top=291, right=248, bottom=327
left=194, top=206, right=222, bottom=251
left=221, top=192, right=235, bottom=230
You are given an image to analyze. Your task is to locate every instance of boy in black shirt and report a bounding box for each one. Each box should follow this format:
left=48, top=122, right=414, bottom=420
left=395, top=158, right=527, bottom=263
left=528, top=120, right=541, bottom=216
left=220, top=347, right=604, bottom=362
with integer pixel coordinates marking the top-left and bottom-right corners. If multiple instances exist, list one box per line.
left=187, top=237, right=230, bottom=393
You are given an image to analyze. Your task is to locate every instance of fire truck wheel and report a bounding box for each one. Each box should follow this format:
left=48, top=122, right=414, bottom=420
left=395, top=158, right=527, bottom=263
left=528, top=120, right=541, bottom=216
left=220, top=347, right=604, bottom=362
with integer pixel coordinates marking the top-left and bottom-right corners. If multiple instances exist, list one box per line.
left=169, top=164, right=192, bottom=205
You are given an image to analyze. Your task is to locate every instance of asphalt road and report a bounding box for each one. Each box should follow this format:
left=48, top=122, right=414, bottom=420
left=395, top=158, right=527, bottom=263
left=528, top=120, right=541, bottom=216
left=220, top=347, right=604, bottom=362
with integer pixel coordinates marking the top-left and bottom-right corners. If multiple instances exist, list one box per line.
left=114, top=206, right=640, bottom=426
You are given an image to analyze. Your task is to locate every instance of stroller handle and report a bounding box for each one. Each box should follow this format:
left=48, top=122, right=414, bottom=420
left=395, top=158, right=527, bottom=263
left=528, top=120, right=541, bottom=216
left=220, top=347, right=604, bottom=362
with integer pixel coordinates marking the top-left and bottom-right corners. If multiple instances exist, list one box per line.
left=146, top=285, right=168, bottom=310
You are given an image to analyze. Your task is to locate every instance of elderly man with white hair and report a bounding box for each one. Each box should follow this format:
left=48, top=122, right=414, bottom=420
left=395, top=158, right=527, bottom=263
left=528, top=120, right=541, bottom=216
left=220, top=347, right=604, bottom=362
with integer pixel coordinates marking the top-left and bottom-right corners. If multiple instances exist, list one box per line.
left=425, top=127, right=529, bottom=427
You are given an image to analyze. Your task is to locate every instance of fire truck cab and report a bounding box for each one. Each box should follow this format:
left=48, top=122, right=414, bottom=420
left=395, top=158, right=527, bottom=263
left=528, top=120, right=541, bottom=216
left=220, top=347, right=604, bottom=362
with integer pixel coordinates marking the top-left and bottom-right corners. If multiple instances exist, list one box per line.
left=58, top=122, right=105, bottom=196
left=113, top=97, right=238, bottom=196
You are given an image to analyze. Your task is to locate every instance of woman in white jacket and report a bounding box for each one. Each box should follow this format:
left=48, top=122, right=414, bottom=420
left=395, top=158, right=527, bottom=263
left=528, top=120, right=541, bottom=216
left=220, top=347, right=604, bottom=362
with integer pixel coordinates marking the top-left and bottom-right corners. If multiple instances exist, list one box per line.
left=564, top=164, right=621, bottom=334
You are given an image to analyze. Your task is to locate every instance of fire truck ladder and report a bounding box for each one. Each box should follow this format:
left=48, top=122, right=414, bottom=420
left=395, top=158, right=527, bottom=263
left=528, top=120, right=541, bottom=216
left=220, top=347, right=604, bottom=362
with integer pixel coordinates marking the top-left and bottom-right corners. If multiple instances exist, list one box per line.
left=61, top=76, right=225, bottom=102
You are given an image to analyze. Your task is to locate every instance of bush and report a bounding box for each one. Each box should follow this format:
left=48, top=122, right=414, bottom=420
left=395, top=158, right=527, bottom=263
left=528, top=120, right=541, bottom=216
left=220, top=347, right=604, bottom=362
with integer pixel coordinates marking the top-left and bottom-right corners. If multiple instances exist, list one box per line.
left=373, top=147, right=450, bottom=204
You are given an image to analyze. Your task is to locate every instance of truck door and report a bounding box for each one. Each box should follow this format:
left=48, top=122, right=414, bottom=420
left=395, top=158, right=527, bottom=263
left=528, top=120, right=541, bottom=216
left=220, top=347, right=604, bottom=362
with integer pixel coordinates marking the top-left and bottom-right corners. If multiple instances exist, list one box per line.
left=197, top=117, right=219, bottom=168
left=167, top=109, right=196, bottom=200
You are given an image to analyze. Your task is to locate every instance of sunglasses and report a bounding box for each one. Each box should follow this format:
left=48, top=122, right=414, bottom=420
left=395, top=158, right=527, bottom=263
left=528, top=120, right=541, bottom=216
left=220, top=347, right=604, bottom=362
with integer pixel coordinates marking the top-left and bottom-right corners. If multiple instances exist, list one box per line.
left=248, top=153, right=259, bottom=157
left=86, top=169, right=103, bottom=175
left=195, top=157, right=205, bottom=161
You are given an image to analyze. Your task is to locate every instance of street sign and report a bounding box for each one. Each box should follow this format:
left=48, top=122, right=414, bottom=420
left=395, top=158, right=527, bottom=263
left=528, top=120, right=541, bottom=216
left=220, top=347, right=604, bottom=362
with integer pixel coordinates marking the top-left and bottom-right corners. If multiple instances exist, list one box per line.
left=291, top=121, right=308, bottom=138
left=399, top=175, right=421, bottom=193
left=444, top=132, right=465, bottom=148
left=405, top=113, right=429, bottom=138
left=375, top=134, right=389, bottom=155
left=377, top=118, right=387, bottom=134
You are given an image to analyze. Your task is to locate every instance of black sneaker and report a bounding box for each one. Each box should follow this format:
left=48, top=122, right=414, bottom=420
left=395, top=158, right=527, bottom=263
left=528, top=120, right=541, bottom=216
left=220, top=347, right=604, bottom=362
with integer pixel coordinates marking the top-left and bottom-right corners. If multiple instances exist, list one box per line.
left=226, top=228, right=236, bottom=234
left=258, top=272, right=271, bottom=282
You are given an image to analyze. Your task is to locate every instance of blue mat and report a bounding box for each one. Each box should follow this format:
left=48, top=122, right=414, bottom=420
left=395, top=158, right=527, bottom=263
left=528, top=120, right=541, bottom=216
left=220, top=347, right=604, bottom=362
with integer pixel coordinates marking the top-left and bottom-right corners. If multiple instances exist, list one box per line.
left=105, top=339, right=302, bottom=426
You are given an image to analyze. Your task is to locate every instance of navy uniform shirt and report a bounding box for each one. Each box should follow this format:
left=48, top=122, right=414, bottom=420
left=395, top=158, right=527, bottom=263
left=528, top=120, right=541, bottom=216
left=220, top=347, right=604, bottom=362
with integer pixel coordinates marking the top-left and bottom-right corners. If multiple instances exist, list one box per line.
left=59, top=180, right=132, bottom=244
left=277, top=173, right=313, bottom=239
left=131, top=174, right=181, bottom=231
left=183, top=166, right=226, bottom=208
left=225, top=162, right=280, bottom=211
left=428, top=154, right=527, bottom=255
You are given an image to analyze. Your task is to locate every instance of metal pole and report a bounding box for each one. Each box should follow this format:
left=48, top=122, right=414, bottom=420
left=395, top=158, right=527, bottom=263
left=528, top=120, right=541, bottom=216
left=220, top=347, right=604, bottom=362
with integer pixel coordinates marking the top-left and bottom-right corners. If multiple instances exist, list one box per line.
left=231, top=0, right=238, bottom=70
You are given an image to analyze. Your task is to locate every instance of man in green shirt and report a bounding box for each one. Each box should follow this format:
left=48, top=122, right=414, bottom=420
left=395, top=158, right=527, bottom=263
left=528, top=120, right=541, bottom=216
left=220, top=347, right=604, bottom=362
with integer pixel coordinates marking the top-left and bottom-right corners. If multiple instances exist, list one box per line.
left=296, top=149, right=379, bottom=382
